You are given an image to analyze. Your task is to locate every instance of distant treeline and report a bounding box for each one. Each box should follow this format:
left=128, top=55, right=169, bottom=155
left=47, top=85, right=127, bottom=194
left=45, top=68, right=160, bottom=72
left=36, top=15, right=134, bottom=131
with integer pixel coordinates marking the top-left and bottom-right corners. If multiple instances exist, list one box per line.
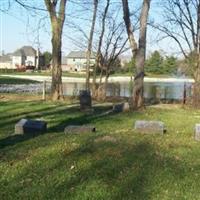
left=119, top=50, right=193, bottom=76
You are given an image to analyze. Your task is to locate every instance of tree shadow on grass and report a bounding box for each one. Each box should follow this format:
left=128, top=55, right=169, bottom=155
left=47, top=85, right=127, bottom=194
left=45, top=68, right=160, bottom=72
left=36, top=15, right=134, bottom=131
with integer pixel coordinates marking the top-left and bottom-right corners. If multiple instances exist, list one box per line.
left=47, top=105, right=115, bottom=133
left=0, top=103, right=80, bottom=131
left=49, top=141, right=198, bottom=199
left=6, top=139, right=198, bottom=200
left=0, top=104, right=114, bottom=150
left=0, top=104, right=79, bottom=149
left=0, top=133, right=40, bottom=149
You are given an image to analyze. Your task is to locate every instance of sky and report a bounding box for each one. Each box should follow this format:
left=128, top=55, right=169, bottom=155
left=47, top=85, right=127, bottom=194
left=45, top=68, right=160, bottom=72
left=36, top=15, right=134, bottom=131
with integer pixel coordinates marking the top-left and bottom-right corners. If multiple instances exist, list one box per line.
left=0, top=0, right=188, bottom=58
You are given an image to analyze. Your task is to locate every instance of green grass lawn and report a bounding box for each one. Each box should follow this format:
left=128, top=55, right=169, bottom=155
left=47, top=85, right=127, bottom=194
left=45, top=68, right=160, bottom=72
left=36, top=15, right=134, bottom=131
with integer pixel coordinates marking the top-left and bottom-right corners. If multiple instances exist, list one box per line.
left=0, top=76, right=39, bottom=84
left=0, top=71, right=86, bottom=78
left=1, top=71, right=177, bottom=79
left=1, top=97, right=200, bottom=199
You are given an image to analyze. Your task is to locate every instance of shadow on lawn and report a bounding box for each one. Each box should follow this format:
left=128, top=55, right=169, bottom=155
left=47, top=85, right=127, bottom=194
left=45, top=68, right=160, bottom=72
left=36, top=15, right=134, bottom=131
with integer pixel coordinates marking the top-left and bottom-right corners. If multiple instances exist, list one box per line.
left=0, top=104, right=114, bottom=149
left=47, top=105, right=114, bottom=133
left=0, top=102, right=81, bottom=132
left=50, top=141, right=194, bottom=199
left=0, top=101, right=78, bottom=122
left=8, top=140, right=195, bottom=200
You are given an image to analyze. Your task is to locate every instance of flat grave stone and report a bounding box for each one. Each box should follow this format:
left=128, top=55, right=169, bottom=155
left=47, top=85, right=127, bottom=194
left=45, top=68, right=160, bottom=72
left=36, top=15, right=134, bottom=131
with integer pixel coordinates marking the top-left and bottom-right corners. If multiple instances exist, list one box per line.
left=15, top=119, right=47, bottom=135
left=134, top=120, right=165, bottom=134
left=195, top=124, right=200, bottom=141
left=64, top=125, right=96, bottom=134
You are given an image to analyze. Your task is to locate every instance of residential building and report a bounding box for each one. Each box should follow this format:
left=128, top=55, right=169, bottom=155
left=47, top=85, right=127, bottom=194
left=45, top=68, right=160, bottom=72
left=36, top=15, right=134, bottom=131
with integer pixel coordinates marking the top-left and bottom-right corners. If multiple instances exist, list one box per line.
left=61, top=51, right=96, bottom=72
left=119, top=54, right=132, bottom=67
left=0, top=54, right=12, bottom=69
left=0, top=46, right=43, bottom=69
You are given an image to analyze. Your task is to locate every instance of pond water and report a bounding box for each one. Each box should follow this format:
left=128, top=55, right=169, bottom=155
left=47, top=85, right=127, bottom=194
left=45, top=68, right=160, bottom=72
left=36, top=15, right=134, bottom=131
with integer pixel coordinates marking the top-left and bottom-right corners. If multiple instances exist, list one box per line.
left=61, top=81, right=193, bottom=101
left=0, top=79, right=193, bottom=102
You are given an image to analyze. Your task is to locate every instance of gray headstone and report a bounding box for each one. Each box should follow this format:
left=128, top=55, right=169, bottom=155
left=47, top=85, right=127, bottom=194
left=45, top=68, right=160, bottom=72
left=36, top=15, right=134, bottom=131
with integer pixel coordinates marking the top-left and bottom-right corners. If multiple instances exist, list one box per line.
left=15, top=119, right=47, bottom=135
left=134, top=120, right=165, bottom=134
left=195, top=124, right=200, bottom=141
left=64, top=125, right=95, bottom=134
left=79, top=90, right=92, bottom=111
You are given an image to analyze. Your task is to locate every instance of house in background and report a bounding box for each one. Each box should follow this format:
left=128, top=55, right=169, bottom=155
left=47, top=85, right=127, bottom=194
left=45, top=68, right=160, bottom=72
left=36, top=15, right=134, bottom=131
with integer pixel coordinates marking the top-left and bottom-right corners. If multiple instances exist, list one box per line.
left=0, top=54, right=13, bottom=69
left=0, top=46, right=44, bottom=70
left=61, top=51, right=96, bottom=72
left=119, top=54, right=132, bottom=67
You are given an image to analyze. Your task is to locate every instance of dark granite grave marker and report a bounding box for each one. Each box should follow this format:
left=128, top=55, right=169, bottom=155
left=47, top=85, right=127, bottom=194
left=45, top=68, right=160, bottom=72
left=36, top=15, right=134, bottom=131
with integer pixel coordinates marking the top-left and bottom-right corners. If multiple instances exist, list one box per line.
left=79, top=90, right=92, bottom=111
left=15, top=119, right=47, bottom=135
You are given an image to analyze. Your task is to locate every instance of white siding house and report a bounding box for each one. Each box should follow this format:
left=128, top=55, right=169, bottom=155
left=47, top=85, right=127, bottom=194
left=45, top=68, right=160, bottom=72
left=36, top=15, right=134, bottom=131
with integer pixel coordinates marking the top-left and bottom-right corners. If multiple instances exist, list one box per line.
left=12, top=46, right=37, bottom=68
left=0, top=54, right=13, bottom=69
left=0, top=46, right=42, bottom=69
left=61, top=51, right=96, bottom=72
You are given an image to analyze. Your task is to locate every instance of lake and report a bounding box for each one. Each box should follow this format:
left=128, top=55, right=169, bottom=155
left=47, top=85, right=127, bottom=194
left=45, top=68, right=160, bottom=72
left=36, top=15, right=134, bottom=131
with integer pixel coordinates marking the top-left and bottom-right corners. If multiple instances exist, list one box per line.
left=0, top=75, right=193, bottom=102
left=61, top=81, right=193, bottom=102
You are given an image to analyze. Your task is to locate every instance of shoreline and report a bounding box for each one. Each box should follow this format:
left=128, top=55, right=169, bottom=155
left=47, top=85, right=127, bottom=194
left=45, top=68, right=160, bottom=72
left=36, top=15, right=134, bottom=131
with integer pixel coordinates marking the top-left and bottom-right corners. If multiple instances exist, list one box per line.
left=0, top=74, right=195, bottom=83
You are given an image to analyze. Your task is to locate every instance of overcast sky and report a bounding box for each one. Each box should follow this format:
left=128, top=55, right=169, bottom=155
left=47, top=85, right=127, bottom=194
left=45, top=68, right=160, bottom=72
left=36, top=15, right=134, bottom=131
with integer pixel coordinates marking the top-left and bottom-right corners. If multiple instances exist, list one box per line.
left=0, top=0, right=187, bottom=57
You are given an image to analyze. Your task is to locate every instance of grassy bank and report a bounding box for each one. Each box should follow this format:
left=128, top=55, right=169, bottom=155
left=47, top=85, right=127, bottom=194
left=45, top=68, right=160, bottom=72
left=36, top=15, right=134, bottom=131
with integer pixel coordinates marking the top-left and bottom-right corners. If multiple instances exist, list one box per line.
left=0, top=95, right=200, bottom=199
left=0, top=71, right=86, bottom=78
left=0, top=76, right=39, bottom=84
left=1, top=71, right=177, bottom=79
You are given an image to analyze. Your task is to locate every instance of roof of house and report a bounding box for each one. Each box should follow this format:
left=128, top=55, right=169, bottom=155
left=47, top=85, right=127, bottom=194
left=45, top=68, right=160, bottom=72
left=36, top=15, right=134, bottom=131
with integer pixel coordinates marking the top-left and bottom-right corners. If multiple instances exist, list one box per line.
left=13, top=46, right=37, bottom=57
left=66, top=51, right=96, bottom=59
left=0, top=54, right=12, bottom=63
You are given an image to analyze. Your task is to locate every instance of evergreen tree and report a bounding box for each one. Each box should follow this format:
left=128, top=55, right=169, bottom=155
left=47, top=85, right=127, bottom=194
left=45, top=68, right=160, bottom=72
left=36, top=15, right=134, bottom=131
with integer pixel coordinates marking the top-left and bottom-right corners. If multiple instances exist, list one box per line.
left=162, top=56, right=177, bottom=74
left=145, top=51, right=163, bottom=74
left=43, top=51, right=52, bottom=67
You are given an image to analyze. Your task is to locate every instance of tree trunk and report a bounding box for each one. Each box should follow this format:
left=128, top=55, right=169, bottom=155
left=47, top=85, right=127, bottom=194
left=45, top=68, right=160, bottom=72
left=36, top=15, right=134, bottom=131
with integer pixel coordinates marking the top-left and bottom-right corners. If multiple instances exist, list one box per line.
left=192, top=81, right=200, bottom=107
left=96, top=66, right=110, bottom=101
left=193, top=52, right=200, bottom=107
left=44, top=0, right=67, bottom=101
left=86, top=0, right=98, bottom=90
left=99, top=68, right=104, bottom=84
left=132, top=52, right=145, bottom=108
left=193, top=3, right=200, bottom=107
left=51, top=31, right=63, bottom=101
left=92, top=0, right=110, bottom=97
left=122, top=0, right=150, bottom=109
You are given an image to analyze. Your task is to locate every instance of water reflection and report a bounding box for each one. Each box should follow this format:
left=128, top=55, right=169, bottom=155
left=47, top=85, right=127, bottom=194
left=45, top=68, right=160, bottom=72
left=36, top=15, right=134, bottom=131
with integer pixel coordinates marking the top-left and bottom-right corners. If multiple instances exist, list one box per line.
left=61, top=81, right=192, bottom=101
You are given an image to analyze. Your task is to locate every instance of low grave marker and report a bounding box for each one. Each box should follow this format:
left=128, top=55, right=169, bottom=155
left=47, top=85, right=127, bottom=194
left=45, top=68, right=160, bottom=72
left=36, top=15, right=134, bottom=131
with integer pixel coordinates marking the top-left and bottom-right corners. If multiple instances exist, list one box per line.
left=15, top=119, right=47, bottom=135
left=134, top=120, right=165, bottom=134
left=195, top=124, right=200, bottom=141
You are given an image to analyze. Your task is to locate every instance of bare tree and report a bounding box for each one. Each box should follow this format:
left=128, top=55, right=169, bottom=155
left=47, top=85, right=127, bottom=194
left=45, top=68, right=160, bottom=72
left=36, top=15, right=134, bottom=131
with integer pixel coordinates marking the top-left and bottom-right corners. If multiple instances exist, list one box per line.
left=85, top=0, right=99, bottom=90
left=92, top=0, right=110, bottom=96
left=96, top=19, right=128, bottom=101
left=44, top=0, right=67, bottom=101
left=4, top=0, right=68, bottom=101
left=122, top=0, right=151, bottom=109
left=155, top=0, right=200, bottom=106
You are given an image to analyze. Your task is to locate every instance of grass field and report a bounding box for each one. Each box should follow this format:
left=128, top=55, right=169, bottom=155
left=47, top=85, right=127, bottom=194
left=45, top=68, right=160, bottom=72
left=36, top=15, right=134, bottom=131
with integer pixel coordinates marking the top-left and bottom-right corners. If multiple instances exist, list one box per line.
left=0, top=71, right=86, bottom=78
left=0, top=95, right=200, bottom=199
left=0, top=71, right=175, bottom=79
left=0, top=76, right=39, bottom=84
